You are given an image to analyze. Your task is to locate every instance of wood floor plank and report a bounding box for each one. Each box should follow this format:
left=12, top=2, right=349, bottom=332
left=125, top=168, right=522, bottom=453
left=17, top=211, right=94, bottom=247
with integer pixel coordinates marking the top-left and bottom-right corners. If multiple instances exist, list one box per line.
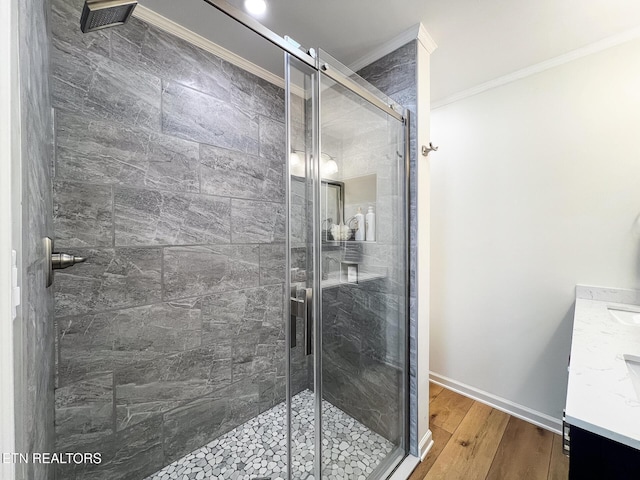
left=429, top=382, right=444, bottom=403
left=486, top=417, right=554, bottom=480
left=428, top=388, right=475, bottom=434
left=548, top=433, right=569, bottom=480
left=408, top=424, right=451, bottom=479
left=424, top=402, right=510, bottom=480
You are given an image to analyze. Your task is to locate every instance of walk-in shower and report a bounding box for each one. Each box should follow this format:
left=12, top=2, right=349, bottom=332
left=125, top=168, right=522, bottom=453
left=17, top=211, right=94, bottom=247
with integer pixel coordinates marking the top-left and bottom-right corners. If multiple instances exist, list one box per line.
left=44, top=0, right=412, bottom=478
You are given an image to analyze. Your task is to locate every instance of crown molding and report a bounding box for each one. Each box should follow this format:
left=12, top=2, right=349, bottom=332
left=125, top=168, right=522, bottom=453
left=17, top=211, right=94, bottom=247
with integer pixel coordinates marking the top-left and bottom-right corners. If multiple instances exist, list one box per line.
left=417, top=24, right=437, bottom=54
left=132, top=5, right=286, bottom=90
left=349, top=23, right=437, bottom=73
left=432, top=25, right=640, bottom=110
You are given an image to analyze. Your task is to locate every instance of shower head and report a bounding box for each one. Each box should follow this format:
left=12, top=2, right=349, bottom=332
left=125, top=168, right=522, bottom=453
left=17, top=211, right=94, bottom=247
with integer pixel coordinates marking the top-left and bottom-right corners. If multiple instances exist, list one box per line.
left=80, top=0, right=138, bottom=33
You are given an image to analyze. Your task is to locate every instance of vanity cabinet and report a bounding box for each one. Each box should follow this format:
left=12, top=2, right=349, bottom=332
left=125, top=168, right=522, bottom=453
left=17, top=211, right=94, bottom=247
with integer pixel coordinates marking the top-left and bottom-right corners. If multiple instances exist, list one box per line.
left=565, top=286, right=640, bottom=480
left=569, top=424, right=640, bottom=479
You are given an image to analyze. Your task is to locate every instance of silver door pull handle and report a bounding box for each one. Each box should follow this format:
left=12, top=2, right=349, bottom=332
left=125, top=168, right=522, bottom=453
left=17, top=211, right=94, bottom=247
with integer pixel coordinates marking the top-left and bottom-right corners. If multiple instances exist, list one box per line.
left=290, top=287, right=304, bottom=348
left=304, top=288, right=313, bottom=356
left=51, top=253, right=87, bottom=270
left=290, top=287, right=313, bottom=355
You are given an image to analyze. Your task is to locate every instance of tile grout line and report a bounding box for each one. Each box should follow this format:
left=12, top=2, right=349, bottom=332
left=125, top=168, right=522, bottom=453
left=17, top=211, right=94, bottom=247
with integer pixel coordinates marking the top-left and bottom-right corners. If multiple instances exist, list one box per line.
left=160, top=77, right=164, bottom=135
left=197, top=142, right=203, bottom=195
left=54, top=280, right=286, bottom=321
left=160, top=246, right=166, bottom=303
left=54, top=241, right=287, bottom=251
left=57, top=179, right=286, bottom=205
left=112, top=369, right=117, bottom=435
left=111, top=185, right=115, bottom=247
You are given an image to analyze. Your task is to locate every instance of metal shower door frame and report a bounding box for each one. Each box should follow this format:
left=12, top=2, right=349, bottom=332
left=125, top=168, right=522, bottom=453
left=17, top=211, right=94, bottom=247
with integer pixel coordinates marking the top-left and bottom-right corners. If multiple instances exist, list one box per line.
left=284, top=52, right=322, bottom=480
left=201, top=0, right=405, bottom=124
left=313, top=56, right=411, bottom=480
left=201, top=2, right=411, bottom=479
left=288, top=56, right=411, bottom=480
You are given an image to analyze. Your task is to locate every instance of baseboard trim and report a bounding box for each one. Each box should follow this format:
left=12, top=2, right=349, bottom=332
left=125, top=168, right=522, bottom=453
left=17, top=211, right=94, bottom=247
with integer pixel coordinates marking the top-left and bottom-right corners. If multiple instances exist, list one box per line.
left=430, top=372, right=562, bottom=434
left=418, top=429, right=434, bottom=461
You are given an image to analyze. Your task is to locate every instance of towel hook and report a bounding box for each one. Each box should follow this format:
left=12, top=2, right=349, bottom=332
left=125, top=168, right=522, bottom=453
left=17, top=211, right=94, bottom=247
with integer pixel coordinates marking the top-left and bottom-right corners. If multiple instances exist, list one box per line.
left=421, top=142, right=439, bottom=157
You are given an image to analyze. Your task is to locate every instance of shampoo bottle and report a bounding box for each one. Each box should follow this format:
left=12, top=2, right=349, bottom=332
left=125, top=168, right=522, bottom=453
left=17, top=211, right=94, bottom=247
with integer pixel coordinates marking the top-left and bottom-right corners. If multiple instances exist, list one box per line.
left=365, top=206, right=376, bottom=242
left=355, top=207, right=365, bottom=241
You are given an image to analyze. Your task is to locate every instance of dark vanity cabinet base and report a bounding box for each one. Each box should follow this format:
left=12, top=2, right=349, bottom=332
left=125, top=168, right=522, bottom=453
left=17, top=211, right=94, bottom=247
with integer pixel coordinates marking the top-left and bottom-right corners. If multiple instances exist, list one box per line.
left=569, top=425, right=640, bottom=479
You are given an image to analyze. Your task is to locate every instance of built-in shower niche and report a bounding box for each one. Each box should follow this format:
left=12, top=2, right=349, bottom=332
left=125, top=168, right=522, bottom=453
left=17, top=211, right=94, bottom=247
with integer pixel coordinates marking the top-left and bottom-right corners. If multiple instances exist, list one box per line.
left=343, top=173, right=377, bottom=241
left=321, top=174, right=377, bottom=244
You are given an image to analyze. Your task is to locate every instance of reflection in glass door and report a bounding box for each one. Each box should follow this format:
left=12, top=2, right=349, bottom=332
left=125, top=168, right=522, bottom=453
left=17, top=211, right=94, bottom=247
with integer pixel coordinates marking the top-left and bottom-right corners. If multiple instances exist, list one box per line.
left=286, top=53, right=320, bottom=480
left=318, top=50, right=408, bottom=480
left=285, top=49, right=409, bottom=480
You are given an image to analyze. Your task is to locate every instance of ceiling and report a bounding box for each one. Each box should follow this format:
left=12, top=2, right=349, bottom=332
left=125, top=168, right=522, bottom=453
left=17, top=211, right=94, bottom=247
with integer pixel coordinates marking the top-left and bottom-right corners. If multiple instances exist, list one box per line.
left=139, top=0, right=640, bottom=103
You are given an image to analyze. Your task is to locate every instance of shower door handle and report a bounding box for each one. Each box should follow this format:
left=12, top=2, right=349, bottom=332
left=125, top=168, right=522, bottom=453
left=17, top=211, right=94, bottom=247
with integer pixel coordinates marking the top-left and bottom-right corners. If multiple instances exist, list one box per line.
left=303, top=288, right=313, bottom=356
left=290, top=287, right=303, bottom=348
left=290, top=287, right=313, bottom=355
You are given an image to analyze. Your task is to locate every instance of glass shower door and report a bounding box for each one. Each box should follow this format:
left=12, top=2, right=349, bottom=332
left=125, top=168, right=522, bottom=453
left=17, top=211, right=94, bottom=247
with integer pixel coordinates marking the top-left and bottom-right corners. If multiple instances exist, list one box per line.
left=317, top=51, right=408, bottom=480
left=285, top=49, right=409, bottom=480
left=285, top=52, right=320, bottom=480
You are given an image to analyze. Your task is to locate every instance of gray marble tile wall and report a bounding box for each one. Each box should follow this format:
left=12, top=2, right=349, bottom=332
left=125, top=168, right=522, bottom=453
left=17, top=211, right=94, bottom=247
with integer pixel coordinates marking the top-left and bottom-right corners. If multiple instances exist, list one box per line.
left=50, top=0, right=296, bottom=478
left=16, top=0, right=55, bottom=479
left=321, top=280, right=403, bottom=444
left=357, top=41, right=418, bottom=455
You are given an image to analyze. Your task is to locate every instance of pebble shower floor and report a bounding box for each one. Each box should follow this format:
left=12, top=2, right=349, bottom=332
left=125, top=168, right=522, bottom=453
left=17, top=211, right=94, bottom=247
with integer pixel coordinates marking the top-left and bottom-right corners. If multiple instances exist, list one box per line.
left=145, top=390, right=394, bottom=480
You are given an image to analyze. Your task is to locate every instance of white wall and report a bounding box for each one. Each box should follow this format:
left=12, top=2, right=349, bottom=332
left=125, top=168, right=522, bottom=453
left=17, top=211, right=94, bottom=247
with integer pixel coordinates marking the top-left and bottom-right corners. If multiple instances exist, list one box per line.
left=416, top=37, right=433, bottom=456
left=430, top=37, right=640, bottom=425
left=0, top=0, right=18, bottom=478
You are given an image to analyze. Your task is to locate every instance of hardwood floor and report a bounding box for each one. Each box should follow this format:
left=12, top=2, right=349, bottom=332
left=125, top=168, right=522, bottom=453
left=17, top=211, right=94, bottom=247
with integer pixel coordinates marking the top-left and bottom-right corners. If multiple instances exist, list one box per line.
left=409, top=384, right=569, bottom=480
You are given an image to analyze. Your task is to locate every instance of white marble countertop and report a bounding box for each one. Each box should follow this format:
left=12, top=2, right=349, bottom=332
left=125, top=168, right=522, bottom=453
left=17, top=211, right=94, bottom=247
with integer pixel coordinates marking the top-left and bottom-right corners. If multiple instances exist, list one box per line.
left=565, top=285, right=640, bottom=449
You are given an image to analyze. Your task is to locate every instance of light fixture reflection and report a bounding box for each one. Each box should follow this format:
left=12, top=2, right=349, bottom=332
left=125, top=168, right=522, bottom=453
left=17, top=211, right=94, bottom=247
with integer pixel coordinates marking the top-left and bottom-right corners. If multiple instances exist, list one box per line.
left=323, top=159, right=338, bottom=175
left=290, top=150, right=304, bottom=177
left=244, top=0, right=266, bottom=16
left=290, top=150, right=338, bottom=177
